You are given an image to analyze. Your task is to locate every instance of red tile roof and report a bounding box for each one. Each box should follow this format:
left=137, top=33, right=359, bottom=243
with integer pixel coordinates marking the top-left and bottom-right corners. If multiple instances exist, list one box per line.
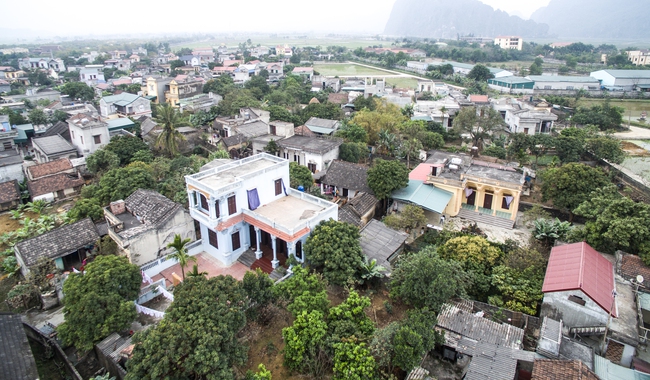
left=532, top=359, right=598, bottom=380
left=620, top=254, right=650, bottom=284
left=27, top=173, right=84, bottom=197
left=542, top=242, right=616, bottom=317
left=469, top=94, right=489, bottom=103
left=27, top=158, right=72, bottom=180
left=0, top=180, right=20, bottom=204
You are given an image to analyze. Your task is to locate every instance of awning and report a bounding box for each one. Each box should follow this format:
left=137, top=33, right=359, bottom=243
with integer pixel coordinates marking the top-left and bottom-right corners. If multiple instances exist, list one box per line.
left=392, top=180, right=453, bottom=214
left=305, top=125, right=335, bottom=135
left=106, top=118, right=135, bottom=131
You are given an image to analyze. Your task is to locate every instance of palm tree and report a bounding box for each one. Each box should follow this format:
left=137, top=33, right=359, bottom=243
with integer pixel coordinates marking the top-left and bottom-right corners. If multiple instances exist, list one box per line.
left=25, top=199, right=50, bottom=215
left=360, top=257, right=386, bottom=289
left=186, top=264, right=208, bottom=278
left=167, top=234, right=195, bottom=280
left=154, top=103, right=187, bottom=157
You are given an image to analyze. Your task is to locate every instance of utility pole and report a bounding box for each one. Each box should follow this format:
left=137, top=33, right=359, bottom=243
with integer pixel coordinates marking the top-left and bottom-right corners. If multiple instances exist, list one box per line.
left=600, top=290, right=618, bottom=355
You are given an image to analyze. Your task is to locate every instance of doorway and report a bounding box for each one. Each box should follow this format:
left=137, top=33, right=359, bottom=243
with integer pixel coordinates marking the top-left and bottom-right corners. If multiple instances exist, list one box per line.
left=483, top=193, right=493, bottom=209
left=467, top=189, right=477, bottom=206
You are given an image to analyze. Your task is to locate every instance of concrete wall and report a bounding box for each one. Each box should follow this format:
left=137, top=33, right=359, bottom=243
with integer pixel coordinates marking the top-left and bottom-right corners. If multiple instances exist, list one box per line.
left=0, top=162, right=25, bottom=182
left=69, top=123, right=110, bottom=157
left=541, top=290, right=609, bottom=328
left=125, top=209, right=196, bottom=266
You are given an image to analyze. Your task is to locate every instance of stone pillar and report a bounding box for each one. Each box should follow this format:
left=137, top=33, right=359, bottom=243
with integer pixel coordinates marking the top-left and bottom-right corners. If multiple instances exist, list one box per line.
left=209, top=196, right=217, bottom=219
left=188, top=191, right=196, bottom=209
left=271, top=235, right=279, bottom=269
left=254, top=227, right=262, bottom=259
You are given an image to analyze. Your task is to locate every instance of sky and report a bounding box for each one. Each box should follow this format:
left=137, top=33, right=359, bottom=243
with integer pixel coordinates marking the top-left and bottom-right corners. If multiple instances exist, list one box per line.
left=0, top=0, right=550, bottom=39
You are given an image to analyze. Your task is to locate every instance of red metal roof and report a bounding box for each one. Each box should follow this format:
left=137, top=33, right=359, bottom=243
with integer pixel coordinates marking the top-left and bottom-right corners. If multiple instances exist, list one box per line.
left=409, top=163, right=434, bottom=181
left=542, top=242, right=617, bottom=317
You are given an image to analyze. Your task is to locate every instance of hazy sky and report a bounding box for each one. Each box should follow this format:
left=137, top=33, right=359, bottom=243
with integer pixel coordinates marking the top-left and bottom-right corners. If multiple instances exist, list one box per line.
left=1, top=0, right=550, bottom=38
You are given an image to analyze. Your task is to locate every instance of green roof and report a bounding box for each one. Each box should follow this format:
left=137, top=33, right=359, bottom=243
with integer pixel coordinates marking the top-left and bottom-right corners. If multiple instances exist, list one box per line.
left=106, top=118, right=135, bottom=131
left=14, top=126, right=27, bottom=143
left=527, top=75, right=600, bottom=83
left=102, top=92, right=140, bottom=106
left=489, top=76, right=534, bottom=84
left=392, top=180, right=453, bottom=214
left=594, top=355, right=650, bottom=380
left=306, top=125, right=335, bottom=135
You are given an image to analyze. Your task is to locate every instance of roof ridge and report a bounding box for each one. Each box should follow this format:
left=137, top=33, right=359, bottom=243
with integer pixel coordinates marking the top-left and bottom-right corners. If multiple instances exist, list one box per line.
left=578, top=242, right=585, bottom=288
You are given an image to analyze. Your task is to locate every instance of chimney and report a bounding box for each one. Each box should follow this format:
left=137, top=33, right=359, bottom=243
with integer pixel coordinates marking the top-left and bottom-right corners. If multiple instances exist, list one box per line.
left=110, top=200, right=126, bottom=215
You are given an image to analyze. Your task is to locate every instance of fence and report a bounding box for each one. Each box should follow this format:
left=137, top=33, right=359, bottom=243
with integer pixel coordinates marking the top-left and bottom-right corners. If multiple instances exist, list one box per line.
left=23, top=322, right=84, bottom=380
left=140, top=240, right=203, bottom=277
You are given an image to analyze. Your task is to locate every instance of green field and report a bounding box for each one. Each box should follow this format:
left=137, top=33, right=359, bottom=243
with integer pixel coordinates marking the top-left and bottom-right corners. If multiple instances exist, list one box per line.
left=577, top=98, right=650, bottom=118
left=174, top=36, right=377, bottom=50
left=386, top=77, right=419, bottom=89
left=313, top=63, right=395, bottom=77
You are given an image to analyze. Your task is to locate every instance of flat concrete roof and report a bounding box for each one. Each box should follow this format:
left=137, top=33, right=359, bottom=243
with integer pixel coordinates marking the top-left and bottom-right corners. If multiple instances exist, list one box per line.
left=198, top=157, right=276, bottom=189
left=250, top=194, right=325, bottom=230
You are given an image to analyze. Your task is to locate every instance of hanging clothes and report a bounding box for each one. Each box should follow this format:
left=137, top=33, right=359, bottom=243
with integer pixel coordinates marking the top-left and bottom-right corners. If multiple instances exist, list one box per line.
left=247, top=188, right=260, bottom=210
left=135, top=304, right=165, bottom=318
left=465, top=188, right=474, bottom=198
left=141, top=270, right=154, bottom=285
left=157, top=286, right=174, bottom=301
left=505, top=196, right=514, bottom=207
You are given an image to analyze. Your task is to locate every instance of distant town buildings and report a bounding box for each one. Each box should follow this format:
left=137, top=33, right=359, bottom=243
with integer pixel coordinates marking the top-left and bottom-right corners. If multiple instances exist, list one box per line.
left=494, top=36, right=523, bottom=51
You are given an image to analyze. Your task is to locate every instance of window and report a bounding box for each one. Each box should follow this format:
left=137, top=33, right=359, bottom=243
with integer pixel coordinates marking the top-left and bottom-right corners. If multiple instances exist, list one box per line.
left=227, top=195, right=237, bottom=215
left=71, top=131, right=75, bottom=139
left=93, top=135, right=101, bottom=144
left=501, top=196, right=511, bottom=210
left=568, top=295, right=586, bottom=306
left=275, top=179, right=282, bottom=196
left=231, top=231, right=241, bottom=251
left=80, top=136, right=84, bottom=145
left=294, top=154, right=300, bottom=164
left=208, top=229, right=218, bottom=248
left=200, top=193, right=209, bottom=211
left=3, top=142, right=12, bottom=150
left=308, top=163, right=316, bottom=173
left=269, top=124, right=276, bottom=135
left=566, top=86, right=574, bottom=90
left=214, top=200, right=220, bottom=218
left=296, top=241, right=303, bottom=259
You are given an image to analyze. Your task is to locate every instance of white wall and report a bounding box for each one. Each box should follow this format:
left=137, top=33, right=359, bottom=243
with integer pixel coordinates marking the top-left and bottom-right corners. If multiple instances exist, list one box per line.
left=69, top=123, right=110, bottom=156
left=542, top=289, right=610, bottom=328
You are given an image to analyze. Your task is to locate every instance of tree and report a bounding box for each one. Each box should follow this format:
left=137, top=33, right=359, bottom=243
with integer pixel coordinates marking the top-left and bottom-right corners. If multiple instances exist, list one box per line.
left=586, top=136, right=625, bottom=164
left=264, top=139, right=280, bottom=156
left=336, top=122, right=368, bottom=144
left=126, top=276, right=248, bottom=380
left=289, top=162, right=313, bottom=189
left=482, top=145, right=507, bottom=159
left=217, top=89, right=261, bottom=116
left=58, top=256, right=141, bottom=352
left=282, top=310, right=328, bottom=372
left=384, top=204, right=426, bottom=231
left=367, top=159, right=409, bottom=201
left=86, top=149, right=120, bottom=175
left=328, top=290, right=374, bottom=342
left=339, top=142, right=367, bottom=163
left=242, top=268, right=275, bottom=309
left=247, top=364, right=272, bottom=380
left=540, top=163, right=610, bottom=219
left=273, top=266, right=330, bottom=317
left=555, top=135, right=584, bottom=163
left=167, top=234, right=194, bottom=280
left=104, top=135, right=150, bottom=165
left=333, top=338, right=377, bottom=380
left=399, top=138, right=422, bottom=169
left=28, top=108, right=47, bottom=125
left=490, top=265, right=544, bottom=315
left=533, top=218, right=573, bottom=247
left=305, top=219, right=364, bottom=286
left=467, top=64, right=494, bottom=82
left=67, top=199, right=104, bottom=221
left=452, top=106, right=505, bottom=148
left=573, top=185, right=650, bottom=260
left=60, top=82, right=95, bottom=102
left=154, top=104, right=186, bottom=156
left=351, top=101, right=405, bottom=145
left=1, top=107, right=28, bottom=125
left=390, top=246, right=468, bottom=312
left=94, top=162, right=156, bottom=204
left=571, top=100, right=624, bottom=130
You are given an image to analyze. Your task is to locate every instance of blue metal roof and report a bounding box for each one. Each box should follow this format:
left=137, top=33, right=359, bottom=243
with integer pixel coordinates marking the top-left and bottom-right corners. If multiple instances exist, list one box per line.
left=594, top=355, right=650, bottom=380
left=392, top=180, right=453, bottom=214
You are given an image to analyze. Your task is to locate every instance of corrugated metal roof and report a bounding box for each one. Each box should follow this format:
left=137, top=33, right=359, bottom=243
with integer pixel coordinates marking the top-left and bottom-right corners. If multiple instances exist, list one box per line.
left=542, top=242, right=617, bottom=317
left=391, top=180, right=453, bottom=214
left=593, top=70, right=650, bottom=79
left=537, top=316, right=562, bottom=358
left=594, top=355, right=650, bottom=380
left=528, top=75, right=600, bottom=83
left=106, top=118, right=135, bottom=130
left=359, top=219, right=408, bottom=274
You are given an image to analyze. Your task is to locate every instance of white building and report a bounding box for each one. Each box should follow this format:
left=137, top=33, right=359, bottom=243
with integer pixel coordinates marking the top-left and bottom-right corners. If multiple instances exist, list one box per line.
left=492, top=98, right=557, bottom=135
left=494, top=36, right=523, bottom=51
left=184, top=154, right=338, bottom=268
left=590, top=69, right=650, bottom=91
left=99, top=93, right=152, bottom=119
left=277, top=136, right=343, bottom=173
left=79, top=67, right=105, bottom=86
left=67, top=113, right=110, bottom=156
left=527, top=75, right=601, bottom=91
left=626, top=50, right=650, bottom=66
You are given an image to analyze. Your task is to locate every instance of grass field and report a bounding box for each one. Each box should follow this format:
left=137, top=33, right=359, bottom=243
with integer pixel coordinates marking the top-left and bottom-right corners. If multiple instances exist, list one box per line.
left=386, top=77, right=419, bottom=89
left=577, top=98, right=650, bottom=118
left=313, top=63, right=395, bottom=77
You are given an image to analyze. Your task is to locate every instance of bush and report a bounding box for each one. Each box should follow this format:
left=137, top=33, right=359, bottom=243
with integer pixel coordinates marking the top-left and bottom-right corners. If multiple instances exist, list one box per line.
left=482, top=145, right=507, bottom=159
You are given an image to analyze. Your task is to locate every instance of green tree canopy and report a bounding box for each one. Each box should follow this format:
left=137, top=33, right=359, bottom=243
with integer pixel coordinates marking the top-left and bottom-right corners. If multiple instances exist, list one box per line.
left=304, top=219, right=364, bottom=286
left=339, top=142, right=367, bottom=163
left=94, top=162, right=156, bottom=204
left=127, top=276, right=248, bottom=380
left=60, top=81, right=95, bottom=101
left=28, top=108, right=48, bottom=125
left=572, top=100, right=624, bottom=130
left=58, top=255, right=141, bottom=351
left=367, top=159, right=409, bottom=200
left=390, top=246, right=469, bottom=311
left=289, top=162, right=313, bottom=189
left=67, top=198, right=105, bottom=222
left=86, top=148, right=120, bottom=175
left=452, top=106, right=505, bottom=148
left=586, top=136, right=625, bottom=164
left=104, top=135, right=150, bottom=165
left=540, top=163, right=610, bottom=219
left=467, top=64, right=495, bottom=82
left=154, top=104, right=187, bottom=157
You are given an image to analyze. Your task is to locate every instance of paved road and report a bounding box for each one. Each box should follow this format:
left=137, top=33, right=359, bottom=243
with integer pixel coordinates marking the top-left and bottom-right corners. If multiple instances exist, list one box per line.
left=613, top=126, right=650, bottom=140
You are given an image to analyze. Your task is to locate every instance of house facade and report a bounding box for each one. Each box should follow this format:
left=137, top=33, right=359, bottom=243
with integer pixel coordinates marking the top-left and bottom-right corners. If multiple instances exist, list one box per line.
left=277, top=135, right=342, bottom=173
left=494, top=36, right=523, bottom=50
left=165, top=77, right=204, bottom=107
left=185, top=153, right=337, bottom=268
left=626, top=50, right=650, bottom=66
left=104, top=189, right=196, bottom=266
left=67, top=113, right=110, bottom=156
left=99, top=93, right=152, bottom=119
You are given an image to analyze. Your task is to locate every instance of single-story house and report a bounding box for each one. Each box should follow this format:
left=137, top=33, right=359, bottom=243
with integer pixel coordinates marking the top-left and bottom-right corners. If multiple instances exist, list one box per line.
left=358, top=219, right=408, bottom=274
left=31, top=134, right=78, bottom=163
left=103, top=189, right=196, bottom=266
left=0, top=179, right=21, bottom=211
left=277, top=135, right=343, bottom=173
left=26, top=158, right=84, bottom=201
left=338, top=192, right=378, bottom=228
left=14, top=218, right=100, bottom=275
left=304, top=117, right=340, bottom=136
left=321, top=160, right=373, bottom=200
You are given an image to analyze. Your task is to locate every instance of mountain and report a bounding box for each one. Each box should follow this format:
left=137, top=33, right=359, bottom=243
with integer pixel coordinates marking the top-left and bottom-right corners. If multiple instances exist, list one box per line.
left=383, top=0, right=549, bottom=39
left=530, top=0, right=650, bottom=39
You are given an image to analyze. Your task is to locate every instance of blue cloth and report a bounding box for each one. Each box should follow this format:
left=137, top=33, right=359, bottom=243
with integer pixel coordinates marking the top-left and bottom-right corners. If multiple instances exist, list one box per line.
left=281, top=179, right=288, bottom=195
left=247, top=189, right=260, bottom=210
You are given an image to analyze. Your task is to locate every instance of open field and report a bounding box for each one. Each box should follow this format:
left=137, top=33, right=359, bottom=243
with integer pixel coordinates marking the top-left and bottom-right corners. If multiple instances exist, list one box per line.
left=313, top=63, right=395, bottom=77
left=386, top=77, right=419, bottom=89
left=577, top=98, right=650, bottom=118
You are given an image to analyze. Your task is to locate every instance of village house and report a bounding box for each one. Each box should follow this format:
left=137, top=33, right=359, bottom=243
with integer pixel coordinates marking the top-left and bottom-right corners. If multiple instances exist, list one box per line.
left=338, top=193, right=380, bottom=228
left=0, top=116, right=23, bottom=182
left=25, top=158, right=84, bottom=202
left=165, top=76, right=204, bottom=107
left=142, top=76, right=173, bottom=104
left=304, top=117, right=340, bottom=136
left=413, top=150, right=526, bottom=228
left=99, top=93, right=152, bottom=119
left=67, top=113, right=110, bottom=156
left=184, top=153, right=337, bottom=271
left=494, top=36, right=523, bottom=50
left=15, top=218, right=99, bottom=275
left=0, top=179, right=21, bottom=211
left=250, top=121, right=296, bottom=154
left=31, top=134, right=78, bottom=163
left=277, top=135, right=342, bottom=173
left=321, top=160, right=373, bottom=200
left=492, top=98, right=557, bottom=135
left=103, top=189, right=196, bottom=266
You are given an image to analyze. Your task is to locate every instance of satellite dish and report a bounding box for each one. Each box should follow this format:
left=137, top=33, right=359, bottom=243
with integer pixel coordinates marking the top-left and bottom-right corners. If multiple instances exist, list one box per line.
left=637, top=275, right=645, bottom=284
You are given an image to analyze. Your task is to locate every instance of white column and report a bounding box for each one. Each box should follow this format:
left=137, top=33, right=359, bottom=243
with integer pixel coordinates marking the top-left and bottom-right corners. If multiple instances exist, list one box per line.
left=287, top=241, right=296, bottom=271
left=271, top=235, right=279, bottom=269
left=209, top=196, right=217, bottom=219
left=188, top=191, right=196, bottom=208
left=254, top=226, right=262, bottom=259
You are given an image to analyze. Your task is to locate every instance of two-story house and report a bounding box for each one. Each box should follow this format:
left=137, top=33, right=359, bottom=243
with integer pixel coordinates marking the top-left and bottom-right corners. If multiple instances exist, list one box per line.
left=165, top=76, right=204, bottom=107
left=79, top=67, right=105, bottom=86
left=278, top=135, right=343, bottom=173
left=67, top=113, right=110, bottom=156
left=99, top=93, right=152, bottom=119
left=184, top=153, right=338, bottom=269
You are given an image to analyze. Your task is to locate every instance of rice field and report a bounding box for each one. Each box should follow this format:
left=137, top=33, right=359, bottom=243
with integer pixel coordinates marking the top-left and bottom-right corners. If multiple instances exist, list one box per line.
left=313, top=63, right=395, bottom=77
left=577, top=98, right=650, bottom=118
